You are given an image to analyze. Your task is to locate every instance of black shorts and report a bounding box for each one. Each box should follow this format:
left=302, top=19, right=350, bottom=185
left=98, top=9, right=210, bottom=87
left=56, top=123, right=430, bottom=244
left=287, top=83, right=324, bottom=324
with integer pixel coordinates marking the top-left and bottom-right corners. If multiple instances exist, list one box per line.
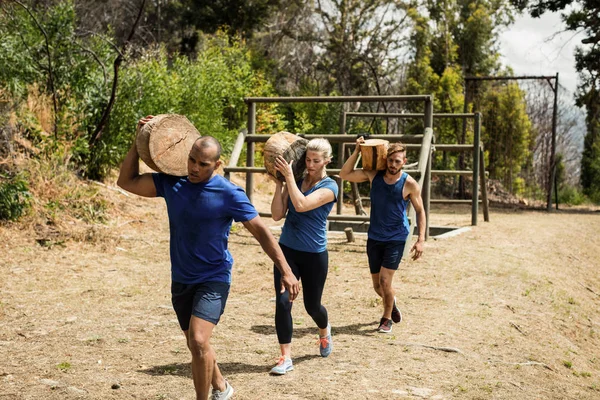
left=171, top=281, right=230, bottom=330
left=366, top=239, right=406, bottom=274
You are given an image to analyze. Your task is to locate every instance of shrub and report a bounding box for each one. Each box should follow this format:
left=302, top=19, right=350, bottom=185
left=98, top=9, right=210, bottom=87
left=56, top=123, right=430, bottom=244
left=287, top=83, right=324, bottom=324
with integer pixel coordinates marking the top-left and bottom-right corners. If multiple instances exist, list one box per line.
left=0, top=173, right=31, bottom=221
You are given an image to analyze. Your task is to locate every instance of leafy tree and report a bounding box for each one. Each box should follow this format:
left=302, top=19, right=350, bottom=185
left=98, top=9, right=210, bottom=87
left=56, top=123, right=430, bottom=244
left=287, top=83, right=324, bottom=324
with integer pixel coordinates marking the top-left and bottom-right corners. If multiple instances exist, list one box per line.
left=481, top=82, right=532, bottom=194
left=511, top=0, right=600, bottom=202
left=0, top=0, right=115, bottom=145
left=86, top=32, right=282, bottom=179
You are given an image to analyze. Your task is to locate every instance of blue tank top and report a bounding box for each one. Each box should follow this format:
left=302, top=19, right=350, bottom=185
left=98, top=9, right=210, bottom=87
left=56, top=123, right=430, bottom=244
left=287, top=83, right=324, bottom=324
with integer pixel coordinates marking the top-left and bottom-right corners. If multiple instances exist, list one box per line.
left=279, top=177, right=338, bottom=253
left=368, top=171, right=410, bottom=242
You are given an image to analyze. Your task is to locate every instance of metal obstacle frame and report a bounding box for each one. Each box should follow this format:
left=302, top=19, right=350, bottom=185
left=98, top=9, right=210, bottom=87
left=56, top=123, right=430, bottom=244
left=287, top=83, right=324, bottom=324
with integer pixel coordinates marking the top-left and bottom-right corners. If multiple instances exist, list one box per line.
left=342, top=111, right=490, bottom=226
left=223, top=95, right=435, bottom=245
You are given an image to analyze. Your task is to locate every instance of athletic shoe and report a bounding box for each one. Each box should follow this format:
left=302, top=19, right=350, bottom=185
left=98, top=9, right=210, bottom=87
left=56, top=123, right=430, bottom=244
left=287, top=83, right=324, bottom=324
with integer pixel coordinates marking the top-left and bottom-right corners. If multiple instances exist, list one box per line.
left=211, top=380, right=234, bottom=400
left=378, top=317, right=393, bottom=333
left=319, top=323, right=333, bottom=357
left=391, top=297, right=402, bottom=324
left=270, top=356, right=294, bottom=375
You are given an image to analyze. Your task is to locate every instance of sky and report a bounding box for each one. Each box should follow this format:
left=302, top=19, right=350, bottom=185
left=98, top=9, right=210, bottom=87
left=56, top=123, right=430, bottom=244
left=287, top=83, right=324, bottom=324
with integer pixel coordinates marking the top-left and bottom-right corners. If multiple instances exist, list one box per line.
left=499, top=10, right=584, bottom=96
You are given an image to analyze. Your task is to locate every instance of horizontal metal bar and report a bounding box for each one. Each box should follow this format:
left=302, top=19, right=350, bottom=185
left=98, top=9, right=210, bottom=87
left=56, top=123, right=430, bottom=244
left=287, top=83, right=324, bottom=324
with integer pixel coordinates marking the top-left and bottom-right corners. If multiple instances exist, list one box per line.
left=259, top=212, right=371, bottom=222
left=224, top=166, right=466, bottom=177
left=430, top=199, right=482, bottom=204
left=244, top=95, right=433, bottom=104
left=432, top=170, right=474, bottom=176
left=244, top=134, right=424, bottom=143
left=431, top=144, right=475, bottom=151
left=346, top=112, right=480, bottom=119
left=465, top=75, right=556, bottom=81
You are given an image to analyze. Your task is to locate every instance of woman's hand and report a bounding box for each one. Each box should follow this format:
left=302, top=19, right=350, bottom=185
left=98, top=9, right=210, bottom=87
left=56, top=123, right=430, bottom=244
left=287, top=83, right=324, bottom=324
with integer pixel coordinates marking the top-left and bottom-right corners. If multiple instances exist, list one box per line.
left=274, top=155, right=294, bottom=182
left=137, top=115, right=154, bottom=129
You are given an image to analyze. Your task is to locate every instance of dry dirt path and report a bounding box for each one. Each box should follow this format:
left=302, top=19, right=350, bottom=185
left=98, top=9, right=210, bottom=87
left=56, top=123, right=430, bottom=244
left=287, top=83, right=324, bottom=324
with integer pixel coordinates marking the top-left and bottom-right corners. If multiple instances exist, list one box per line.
left=1, top=183, right=600, bottom=400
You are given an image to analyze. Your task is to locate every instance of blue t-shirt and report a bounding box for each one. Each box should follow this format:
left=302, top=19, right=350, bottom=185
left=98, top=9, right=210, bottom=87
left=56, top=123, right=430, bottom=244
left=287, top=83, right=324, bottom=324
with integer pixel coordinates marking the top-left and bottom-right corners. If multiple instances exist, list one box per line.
left=279, top=177, right=338, bottom=253
left=153, top=173, right=258, bottom=284
left=368, top=171, right=410, bottom=242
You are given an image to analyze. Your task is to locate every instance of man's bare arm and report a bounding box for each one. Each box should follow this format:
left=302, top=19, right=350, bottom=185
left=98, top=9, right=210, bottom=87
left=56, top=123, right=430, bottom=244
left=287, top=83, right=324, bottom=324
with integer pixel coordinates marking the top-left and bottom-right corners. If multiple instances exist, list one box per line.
left=242, top=216, right=300, bottom=300
left=116, top=143, right=157, bottom=198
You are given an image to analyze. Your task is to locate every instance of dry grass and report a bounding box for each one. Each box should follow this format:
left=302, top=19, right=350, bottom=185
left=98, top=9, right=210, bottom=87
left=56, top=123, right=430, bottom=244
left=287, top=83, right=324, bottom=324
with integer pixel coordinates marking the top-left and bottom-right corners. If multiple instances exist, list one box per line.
left=1, top=171, right=600, bottom=400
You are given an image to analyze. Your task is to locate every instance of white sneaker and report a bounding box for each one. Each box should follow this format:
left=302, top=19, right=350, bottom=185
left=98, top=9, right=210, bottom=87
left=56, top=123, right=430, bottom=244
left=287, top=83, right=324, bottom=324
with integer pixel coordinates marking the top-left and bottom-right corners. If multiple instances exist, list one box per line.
left=211, top=380, right=234, bottom=400
left=270, top=356, right=294, bottom=375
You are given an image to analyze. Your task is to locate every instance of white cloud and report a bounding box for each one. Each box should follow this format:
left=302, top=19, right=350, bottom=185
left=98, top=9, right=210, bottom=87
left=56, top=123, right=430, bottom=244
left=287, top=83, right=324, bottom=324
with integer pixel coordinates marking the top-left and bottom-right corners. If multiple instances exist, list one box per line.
left=499, top=11, right=585, bottom=95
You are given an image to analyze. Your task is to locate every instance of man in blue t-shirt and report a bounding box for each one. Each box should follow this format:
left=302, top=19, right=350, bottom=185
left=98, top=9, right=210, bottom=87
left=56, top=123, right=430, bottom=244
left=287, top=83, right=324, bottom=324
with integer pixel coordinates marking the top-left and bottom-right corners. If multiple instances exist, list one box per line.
left=117, top=116, right=299, bottom=400
left=340, top=137, right=426, bottom=334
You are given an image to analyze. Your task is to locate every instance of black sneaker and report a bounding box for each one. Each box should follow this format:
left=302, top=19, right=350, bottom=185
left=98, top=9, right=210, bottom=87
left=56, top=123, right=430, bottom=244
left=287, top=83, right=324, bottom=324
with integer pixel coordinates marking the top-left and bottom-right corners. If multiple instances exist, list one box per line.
left=378, top=317, right=393, bottom=333
left=391, top=297, right=402, bottom=324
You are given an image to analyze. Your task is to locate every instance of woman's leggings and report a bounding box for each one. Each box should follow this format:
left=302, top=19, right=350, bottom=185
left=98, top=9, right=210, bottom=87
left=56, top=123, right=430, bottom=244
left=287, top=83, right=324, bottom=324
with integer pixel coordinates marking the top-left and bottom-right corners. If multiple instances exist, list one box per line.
left=273, top=243, right=329, bottom=344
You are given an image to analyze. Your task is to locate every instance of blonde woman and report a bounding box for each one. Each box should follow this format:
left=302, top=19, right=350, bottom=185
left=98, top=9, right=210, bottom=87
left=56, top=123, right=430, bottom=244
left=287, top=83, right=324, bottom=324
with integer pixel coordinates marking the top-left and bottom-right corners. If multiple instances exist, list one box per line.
left=269, top=138, right=339, bottom=375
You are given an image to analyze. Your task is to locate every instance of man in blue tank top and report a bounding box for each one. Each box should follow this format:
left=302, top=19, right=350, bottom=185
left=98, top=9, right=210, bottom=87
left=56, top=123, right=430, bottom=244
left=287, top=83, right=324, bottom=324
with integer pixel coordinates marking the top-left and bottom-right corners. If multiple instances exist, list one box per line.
left=340, top=137, right=426, bottom=334
left=117, top=116, right=299, bottom=400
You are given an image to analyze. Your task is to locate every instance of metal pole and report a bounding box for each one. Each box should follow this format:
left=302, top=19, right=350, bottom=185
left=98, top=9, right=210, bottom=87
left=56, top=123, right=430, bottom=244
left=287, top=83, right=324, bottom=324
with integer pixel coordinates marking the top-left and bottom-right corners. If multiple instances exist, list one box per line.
left=471, top=113, right=481, bottom=225
left=480, top=146, right=490, bottom=222
left=246, top=101, right=256, bottom=202
left=423, top=97, right=434, bottom=240
left=337, top=109, right=347, bottom=214
left=548, top=72, right=559, bottom=211
left=225, top=129, right=247, bottom=181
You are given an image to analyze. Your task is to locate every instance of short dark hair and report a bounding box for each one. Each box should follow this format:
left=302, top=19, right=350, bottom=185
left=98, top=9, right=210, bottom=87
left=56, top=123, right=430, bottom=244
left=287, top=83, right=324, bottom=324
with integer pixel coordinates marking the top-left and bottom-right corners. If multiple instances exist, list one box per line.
left=387, top=142, right=406, bottom=157
left=194, top=136, right=222, bottom=161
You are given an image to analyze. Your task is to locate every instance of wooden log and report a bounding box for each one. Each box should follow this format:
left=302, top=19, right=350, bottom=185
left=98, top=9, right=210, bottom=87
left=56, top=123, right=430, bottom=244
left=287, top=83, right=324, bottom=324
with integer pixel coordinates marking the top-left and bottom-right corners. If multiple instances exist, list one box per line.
left=344, top=227, right=355, bottom=243
left=263, top=131, right=308, bottom=181
left=136, top=114, right=201, bottom=176
left=360, top=139, right=388, bottom=170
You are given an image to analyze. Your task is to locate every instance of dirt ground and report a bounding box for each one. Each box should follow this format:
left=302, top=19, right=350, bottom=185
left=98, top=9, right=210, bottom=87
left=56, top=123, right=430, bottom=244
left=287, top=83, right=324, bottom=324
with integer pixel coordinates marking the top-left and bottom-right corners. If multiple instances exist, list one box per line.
left=1, top=172, right=600, bottom=400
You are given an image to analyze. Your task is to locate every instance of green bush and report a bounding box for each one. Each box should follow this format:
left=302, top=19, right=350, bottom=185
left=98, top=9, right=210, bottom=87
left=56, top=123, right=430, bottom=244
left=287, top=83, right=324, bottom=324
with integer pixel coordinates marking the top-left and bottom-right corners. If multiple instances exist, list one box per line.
left=558, top=185, right=587, bottom=205
left=0, top=173, right=31, bottom=221
left=86, top=33, right=282, bottom=179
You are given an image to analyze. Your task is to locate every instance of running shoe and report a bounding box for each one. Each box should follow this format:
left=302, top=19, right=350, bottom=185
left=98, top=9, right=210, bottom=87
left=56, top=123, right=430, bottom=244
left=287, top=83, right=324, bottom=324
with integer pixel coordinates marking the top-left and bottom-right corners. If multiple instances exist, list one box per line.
left=270, top=356, right=294, bottom=375
left=211, top=380, right=234, bottom=400
left=378, top=317, right=393, bottom=333
left=391, top=297, right=402, bottom=324
left=319, top=323, right=333, bottom=357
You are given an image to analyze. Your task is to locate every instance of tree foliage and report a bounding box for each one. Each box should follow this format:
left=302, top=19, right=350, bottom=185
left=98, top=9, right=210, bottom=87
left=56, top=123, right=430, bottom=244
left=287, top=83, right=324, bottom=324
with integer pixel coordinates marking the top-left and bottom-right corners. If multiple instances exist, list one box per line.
left=512, top=0, right=600, bottom=201
left=86, top=32, right=281, bottom=179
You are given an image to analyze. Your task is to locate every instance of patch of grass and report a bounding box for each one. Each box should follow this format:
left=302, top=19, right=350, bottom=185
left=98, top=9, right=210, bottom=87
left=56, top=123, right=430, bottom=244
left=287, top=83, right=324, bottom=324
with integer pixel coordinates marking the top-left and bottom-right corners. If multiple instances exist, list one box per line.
left=454, top=384, right=468, bottom=393
left=563, top=360, right=573, bottom=369
left=57, top=361, right=71, bottom=372
left=157, top=365, right=179, bottom=375
left=369, top=298, right=382, bottom=307
left=117, top=338, right=130, bottom=343
left=86, top=336, right=103, bottom=345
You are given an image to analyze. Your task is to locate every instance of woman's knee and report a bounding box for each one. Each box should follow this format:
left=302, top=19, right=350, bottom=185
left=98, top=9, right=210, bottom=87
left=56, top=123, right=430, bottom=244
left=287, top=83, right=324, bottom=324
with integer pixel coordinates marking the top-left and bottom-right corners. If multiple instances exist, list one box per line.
left=276, top=293, right=293, bottom=311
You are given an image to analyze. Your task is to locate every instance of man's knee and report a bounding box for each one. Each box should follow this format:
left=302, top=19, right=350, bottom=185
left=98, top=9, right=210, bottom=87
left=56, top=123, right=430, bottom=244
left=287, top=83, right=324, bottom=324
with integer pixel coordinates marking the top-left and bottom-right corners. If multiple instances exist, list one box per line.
left=372, top=281, right=382, bottom=292
left=188, top=332, right=210, bottom=357
left=379, top=275, right=393, bottom=290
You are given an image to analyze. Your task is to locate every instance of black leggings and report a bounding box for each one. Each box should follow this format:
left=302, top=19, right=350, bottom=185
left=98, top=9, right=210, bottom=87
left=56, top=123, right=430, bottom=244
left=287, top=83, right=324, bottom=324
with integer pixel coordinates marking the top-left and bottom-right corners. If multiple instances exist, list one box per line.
left=273, top=243, right=329, bottom=344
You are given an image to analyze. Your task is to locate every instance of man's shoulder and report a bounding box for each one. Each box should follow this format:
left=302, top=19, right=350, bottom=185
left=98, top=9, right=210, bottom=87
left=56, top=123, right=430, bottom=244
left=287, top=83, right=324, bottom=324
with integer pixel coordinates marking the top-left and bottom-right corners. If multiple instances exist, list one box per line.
left=403, top=173, right=420, bottom=191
